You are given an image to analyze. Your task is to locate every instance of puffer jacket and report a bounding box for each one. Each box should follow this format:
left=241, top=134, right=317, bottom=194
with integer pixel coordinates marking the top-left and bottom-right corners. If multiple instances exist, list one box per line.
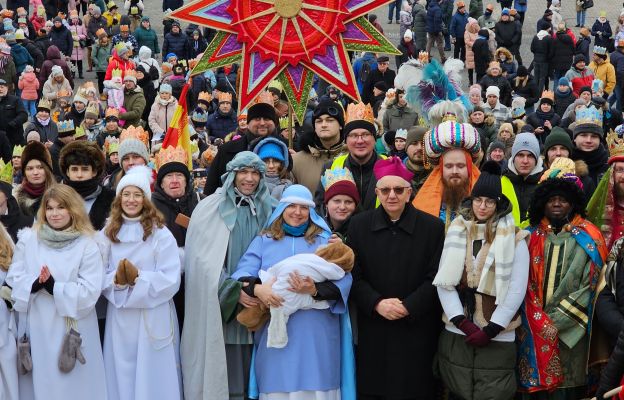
left=39, top=46, right=73, bottom=88
left=503, top=166, right=543, bottom=222
left=464, top=19, right=480, bottom=69
left=103, top=49, right=136, bottom=80
left=479, top=74, right=512, bottom=106
left=49, top=24, right=73, bottom=57
left=162, top=30, right=190, bottom=60
left=426, top=1, right=443, bottom=34
left=592, top=19, right=613, bottom=49
left=206, top=109, right=238, bottom=139
left=9, top=43, right=33, bottom=76
left=449, top=11, right=468, bottom=39
left=119, top=87, right=146, bottom=127
left=589, top=59, right=616, bottom=96
left=551, top=31, right=575, bottom=72
left=87, top=15, right=108, bottom=42
left=18, top=71, right=40, bottom=101
left=531, top=30, right=553, bottom=63
left=511, top=76, right=539, bottom=108
left=148, top=97, right=178, bottom=138
left=133, top=25, right=160, bottom=55
left=564, top=66, right=595, bottom=97
left=411, top=3, right=427, bottom=50
left=494, top=20, right=519, bottom=50
left=554, top=87, right=576, bottom=117
left=611, top=49, right=624, bottom=83
left=0, top=56, right=17, bottom=94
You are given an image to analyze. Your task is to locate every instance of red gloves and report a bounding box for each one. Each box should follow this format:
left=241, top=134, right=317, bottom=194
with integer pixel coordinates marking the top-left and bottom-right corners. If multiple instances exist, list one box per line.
left=456, top=317, right=480, bottom=337
left=465, top=329, right=491, bottom=347
left=454, top=316, right=504, bottom=348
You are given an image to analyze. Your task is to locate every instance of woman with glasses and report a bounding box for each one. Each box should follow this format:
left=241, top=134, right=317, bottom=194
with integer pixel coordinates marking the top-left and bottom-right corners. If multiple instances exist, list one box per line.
left=231, top=184, right=353, bottom=400
left=433, top=160, right=530, bottom=400
left=100, top=166, right=182, bottom=400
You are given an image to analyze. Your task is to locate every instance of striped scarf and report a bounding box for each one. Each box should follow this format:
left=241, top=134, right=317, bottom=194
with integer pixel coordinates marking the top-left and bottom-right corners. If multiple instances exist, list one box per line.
left=434, top=211, right=517, bottom=304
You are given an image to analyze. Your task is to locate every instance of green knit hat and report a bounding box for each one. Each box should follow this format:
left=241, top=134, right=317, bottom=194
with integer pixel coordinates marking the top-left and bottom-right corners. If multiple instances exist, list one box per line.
left=405, top=126, right=428, bottom=148
left=543, top=127, right=573, bottom=154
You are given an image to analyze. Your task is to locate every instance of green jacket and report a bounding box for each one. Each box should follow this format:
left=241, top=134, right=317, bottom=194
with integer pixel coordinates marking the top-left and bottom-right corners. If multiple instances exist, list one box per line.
left=91, top=43, right=112, bottom=72
left=133, top=26, right=160, bottom=55
left=120, top=87, right=146, bottom=127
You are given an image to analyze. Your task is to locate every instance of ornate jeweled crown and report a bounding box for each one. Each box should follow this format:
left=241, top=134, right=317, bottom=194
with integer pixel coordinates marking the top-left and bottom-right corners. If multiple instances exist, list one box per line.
left=607, top=128, right=624, bottom=160
left=345, top=102, right=375, bottom=125
left=105, top=107, right=120, bottom=118
left=111, top=67, right=123, bottom=79
left=57, top=119, right=75, bottom=133
left=576, top=105, right=603, bottom=127
left=155, top=145, right=188, bottom=170
left=217, top=92, right=232, bottom=103
left=321, top=168, right=356, bottom=190
left=12, top=144, right=24, bottom=157
left=120, top=125, right=149, bottom=147
left=198, top=91, right=212, bottom=103
left=105, top=136, right=120, bottom=155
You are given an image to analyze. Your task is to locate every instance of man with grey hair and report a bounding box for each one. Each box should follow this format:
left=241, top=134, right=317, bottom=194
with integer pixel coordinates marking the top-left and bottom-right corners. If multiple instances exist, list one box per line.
left=348, top=156, right=445, bottom=399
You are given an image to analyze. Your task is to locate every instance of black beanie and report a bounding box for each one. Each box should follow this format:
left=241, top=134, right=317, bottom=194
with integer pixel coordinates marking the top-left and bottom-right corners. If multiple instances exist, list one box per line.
left=313, top=99, right=345, bottom=127
left=157, top=161, right=191, bottom=189
left=574, top=54, right=586, bottom=65
left=471, top=160, right=502, bottom=201
left=247, top=102, right=279, bottom=130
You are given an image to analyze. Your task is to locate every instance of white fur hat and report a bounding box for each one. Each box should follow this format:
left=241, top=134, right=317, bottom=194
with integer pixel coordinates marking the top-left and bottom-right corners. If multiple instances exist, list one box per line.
left=116, top=165, right=152, bottom=200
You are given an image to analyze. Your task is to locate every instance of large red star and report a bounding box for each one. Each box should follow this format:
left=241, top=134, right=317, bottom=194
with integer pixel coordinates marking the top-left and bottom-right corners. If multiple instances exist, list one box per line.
left=169, top=0, right=399, bottom=122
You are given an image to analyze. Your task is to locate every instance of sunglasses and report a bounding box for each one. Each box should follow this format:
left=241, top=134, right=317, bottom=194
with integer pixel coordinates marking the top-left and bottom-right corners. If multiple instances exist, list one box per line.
left=377, top=186, right=409, bottom=196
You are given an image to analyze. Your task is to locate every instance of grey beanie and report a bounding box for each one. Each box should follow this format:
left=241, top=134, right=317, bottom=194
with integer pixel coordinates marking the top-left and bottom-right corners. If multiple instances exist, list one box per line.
left=511, top=132, right=540, bottom=161
left=118, top=138, right=149, bottom=164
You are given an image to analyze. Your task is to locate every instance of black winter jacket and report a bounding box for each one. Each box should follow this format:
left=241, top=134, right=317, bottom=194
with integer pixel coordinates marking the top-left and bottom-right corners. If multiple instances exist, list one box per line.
left=503, top=169, right=542, bottom=222
left=0, top=94, right=28, bottom=147
left=494, top=20, right=520, bottom=50
left=473, top=37, right=492, bottom=76
left=49, top=24, right=73, bottom=57
left=511, top=76, right=540, bottom=108
left=479, top=74, right=512, bottom=106
left=551, top=32, right=575, bottom=72
left=530, top=32, right=552, bottom=63
left=591, top=20, right=613, bottom=49
left=162, top=31, right=190, bottom=61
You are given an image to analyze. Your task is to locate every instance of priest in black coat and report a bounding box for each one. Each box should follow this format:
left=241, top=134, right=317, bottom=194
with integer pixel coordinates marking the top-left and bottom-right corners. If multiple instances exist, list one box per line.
left=347, top=156, right=445, bottom=399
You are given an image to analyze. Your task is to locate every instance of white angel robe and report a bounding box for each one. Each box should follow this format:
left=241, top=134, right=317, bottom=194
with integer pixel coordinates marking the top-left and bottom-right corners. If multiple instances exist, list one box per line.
left=101, top=221, right=182, bottom=400
left=259, top=253, right=346, bottom=348
left=0, top=269, right=18, bottom=400
left=5, top=229, right=106, bottom=400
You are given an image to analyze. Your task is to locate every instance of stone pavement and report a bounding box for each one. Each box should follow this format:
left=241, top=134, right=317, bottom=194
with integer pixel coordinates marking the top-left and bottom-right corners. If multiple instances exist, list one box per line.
left=72, top=0, right=617, bottom=89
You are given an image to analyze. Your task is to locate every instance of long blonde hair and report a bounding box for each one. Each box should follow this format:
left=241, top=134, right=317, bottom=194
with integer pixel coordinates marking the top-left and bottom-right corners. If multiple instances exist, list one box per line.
left=262, top=215, right=324, bottom=244
left=35, top=184, right=94, bottom=235
left=105, top=192, right=165, bottom=243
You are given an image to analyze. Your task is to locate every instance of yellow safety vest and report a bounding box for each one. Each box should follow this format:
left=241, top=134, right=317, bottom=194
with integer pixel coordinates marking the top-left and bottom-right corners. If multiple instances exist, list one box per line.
left=330, top=154, right=387, bottom=208
left=501, top=175, right=529, bottom=229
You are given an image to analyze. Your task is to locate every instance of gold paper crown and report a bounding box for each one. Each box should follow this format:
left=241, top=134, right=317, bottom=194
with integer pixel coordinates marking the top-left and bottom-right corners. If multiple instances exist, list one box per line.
left=105, top=107, right=120, bottom=118
left=120, top=125, right=149, bottom=147
left=96, top=28, right=107, bottom=38
left=111, top=68, right=122, bottom=79
left=345, top=102, right=375, bottom=126
left=418, top=51, right=429, bottom=64
left=321, top=168, right=356, bottom=190
left=218, top=92, right=232, bottom=103
left=12, top=144, right=24, bottom=157
left=74, top=126, right=86, bottom=139
left=37, top=98, right=52, bottom=110
left=607, top=129, right=624, bottom=160
left=198, top=91, right=212, bottom=103
left=85, top=102, right=99, bottom=116
left=279, top=115, right=294, bottom=130
left=255, top=90, right=274, bottom=105
left=190, top=139, right=199, bottom=156
left=57, top=89, right=71, bottom=99
left=540, top=90, right=555, bottom=102
left=0, top=160, right=12, bottom=185
left=155, top=145, right=188, bottom=170
left=124, top=69, right=137, bottom=81
left=104, top=136, right=119, bottom=154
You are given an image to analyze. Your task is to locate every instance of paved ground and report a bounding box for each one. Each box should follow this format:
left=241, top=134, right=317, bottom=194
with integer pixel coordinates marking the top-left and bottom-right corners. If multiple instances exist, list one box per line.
left=72, top=0, right=616, bottom=89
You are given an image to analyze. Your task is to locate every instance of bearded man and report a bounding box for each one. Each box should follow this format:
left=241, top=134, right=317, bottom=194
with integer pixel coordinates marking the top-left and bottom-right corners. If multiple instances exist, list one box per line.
left=412, top=118, right=482, bottom=229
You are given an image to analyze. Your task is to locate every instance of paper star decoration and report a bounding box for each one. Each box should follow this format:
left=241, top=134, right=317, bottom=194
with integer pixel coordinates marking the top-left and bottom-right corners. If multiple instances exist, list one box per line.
left=170, top=0, right=400, bottom=122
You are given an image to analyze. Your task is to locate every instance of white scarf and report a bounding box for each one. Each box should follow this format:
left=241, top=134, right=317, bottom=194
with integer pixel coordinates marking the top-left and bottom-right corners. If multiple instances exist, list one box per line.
left=433, top=212, right=516, bottom=304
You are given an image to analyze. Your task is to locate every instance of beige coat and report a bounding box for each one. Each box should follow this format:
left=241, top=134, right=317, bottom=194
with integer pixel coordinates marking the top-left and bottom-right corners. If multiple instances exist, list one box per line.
left=292, top=143, right=346, bottom=194
left=464, top=19, right=480, bottom=70
left=147, top=98, right=178, bottom=137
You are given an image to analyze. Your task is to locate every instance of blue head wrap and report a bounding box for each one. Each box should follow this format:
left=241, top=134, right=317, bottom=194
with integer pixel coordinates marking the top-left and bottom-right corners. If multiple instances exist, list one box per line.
left=266, top=184, right=331, bottom=239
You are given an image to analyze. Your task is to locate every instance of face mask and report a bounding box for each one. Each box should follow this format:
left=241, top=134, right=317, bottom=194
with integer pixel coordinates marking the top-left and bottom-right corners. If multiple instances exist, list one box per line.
left=485, top=10, right=492, bottom=16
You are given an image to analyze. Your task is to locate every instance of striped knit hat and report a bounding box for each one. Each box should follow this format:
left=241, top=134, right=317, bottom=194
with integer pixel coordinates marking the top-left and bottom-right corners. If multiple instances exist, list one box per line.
left=425, top=120, right=481, bottom=164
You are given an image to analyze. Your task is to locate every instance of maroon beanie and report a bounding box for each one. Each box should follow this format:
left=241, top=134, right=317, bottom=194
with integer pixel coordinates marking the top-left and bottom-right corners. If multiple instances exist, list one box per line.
left=324, top=180, right=360, bottom=205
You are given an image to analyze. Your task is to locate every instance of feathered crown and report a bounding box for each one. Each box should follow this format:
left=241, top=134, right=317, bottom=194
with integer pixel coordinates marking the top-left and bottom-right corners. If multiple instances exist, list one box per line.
left=255, top=90, right=274, bottom=105
left=105, top=107, right=120, bottom=118
left=539, top=157, right=583, bottom=189
left=576, top=105, right=603, bottom=127
left=607, top=128, right=624, bottom=163
left=345, top=102, right=375, bottom=126
left=111, top=67, right=123, bottom=79
left=12, top=144, right=24, bottom=157
left=0, top=160, right=12, bottom=185
left=425, top=120, right=481, bottom=164
left=104, top=136, right=119, bottom=155
left=155, top=145, right=188, bottom=170
left=418, top=51, right=429, bottom=64
left=120, top=125, right=149, bottom=147
left=321, top=168, right=356, bottom=190
left=217, top=92, right=232, bottom=103
left=57, top=119, right=75, bottom=133
left=198, top=91, right=212, bottom=103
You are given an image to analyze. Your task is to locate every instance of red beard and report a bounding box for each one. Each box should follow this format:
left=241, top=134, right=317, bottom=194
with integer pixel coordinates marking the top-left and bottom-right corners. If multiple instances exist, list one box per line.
left=442, top=176, right=470, bottom=211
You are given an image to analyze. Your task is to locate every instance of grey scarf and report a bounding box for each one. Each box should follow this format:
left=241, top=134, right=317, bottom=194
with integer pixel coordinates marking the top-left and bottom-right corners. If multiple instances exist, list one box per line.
left=38, top=224, right=81, bottom=249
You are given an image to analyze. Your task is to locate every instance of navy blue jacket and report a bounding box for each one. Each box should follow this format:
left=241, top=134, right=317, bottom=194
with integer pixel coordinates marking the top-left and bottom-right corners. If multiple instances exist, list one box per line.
left=206, top=110, right=238, bottom=140
left=449, top=11, right=468, bottom=38
left=162, top=31, right=191, bottom=60
left=49, top=25, right=73, bottom=57
left=426, top=2, right=443, bottom=34
left=592, top=20, right=613, bottom=49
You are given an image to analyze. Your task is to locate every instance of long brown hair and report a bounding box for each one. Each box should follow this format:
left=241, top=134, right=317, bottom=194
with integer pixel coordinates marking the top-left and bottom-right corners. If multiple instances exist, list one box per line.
left=262, top=215, right=324, bottom=244
left=105, top=192, right=165, bottom=242
left=23, top=159, right=54, bottom=190
left=468, top=207, right=496, bottom=244
left=35, top=184, right=94, bottom=235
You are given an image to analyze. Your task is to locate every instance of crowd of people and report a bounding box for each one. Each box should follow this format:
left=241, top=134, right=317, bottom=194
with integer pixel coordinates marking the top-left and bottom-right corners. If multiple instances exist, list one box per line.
left=2, top=0, right=624, bottom=399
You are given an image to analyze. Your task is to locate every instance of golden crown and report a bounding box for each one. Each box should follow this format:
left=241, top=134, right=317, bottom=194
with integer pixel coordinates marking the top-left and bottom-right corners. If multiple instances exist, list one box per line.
left=96, top=28, right=107, bottom=38
left=607, top=129, right=624, bottom=160
left=218, top=92, right=232, bottom=103
left=105, top=107, right=120, bottom=118
left=124, top=69, right=137, bottom=80
left=418, top=51, right=429, bottom=64
left=37, top=98, right=52, bottom=111
left=198, top=91, right=212, bottom=103
left=540, top=90, right=555, bottom=102
left=279, top=115, right=294, bottom=130
left=12, top=144, right=24, bottom=157
left=190, top=139, right=199, bottom=156
left=345, top=102, right=375, bottom=126
left=0, top=160, right=12, bottom=185
left=111, top=68, right=123, bottom=79
left=120, top=125, right=149, bottom=147
left=255, top=90, right=274, bottom=105
left=104, top=136, right=119, bottom=154
left=57, top=89, right=71, bottom=99
left=86, top=102, right=99, bottom=116
left=155, top=145, right=188, bottom=170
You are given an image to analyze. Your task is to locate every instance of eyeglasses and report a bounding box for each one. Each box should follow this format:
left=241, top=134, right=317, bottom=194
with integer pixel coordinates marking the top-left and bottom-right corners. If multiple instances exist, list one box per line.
left=377, top=186, right=410, bottom=196
left=472, top=198, right=497, bottom=208
left=347, top=132, right=374, bottom=141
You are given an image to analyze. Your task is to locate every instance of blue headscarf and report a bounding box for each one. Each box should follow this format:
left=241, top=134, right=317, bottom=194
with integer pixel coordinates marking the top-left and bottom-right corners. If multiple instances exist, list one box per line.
left=266, top=184, right=331, bottom=239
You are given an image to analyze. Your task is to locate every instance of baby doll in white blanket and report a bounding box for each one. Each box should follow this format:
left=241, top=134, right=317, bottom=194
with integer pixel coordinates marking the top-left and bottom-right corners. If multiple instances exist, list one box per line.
left=237, top=242, right=354, bottom=348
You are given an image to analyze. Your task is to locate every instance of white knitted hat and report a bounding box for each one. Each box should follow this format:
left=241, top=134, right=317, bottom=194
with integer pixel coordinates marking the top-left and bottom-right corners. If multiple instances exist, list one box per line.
left=116, top=165, right=152, bottom=200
